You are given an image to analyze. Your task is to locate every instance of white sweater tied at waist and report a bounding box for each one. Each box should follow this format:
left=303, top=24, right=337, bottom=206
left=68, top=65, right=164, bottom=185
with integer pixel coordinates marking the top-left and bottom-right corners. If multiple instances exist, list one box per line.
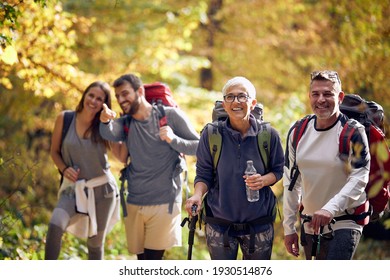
left=59, top=173, right=119, bottom=238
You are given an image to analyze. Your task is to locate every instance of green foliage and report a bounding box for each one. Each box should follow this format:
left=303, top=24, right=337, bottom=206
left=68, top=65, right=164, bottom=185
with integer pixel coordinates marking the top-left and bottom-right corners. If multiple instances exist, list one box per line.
left=355, top=237, right=390, bottom=260
left=1, top=1, right=51, bottom=46
left=1, top=1, right=24, bottom=46
left=0, top=151, right=48, bottom=260
left=0, top=0, right=389, bottom=260
left=62, top=0, right=209, bottom=85
left=190, top=0, right=390, bottom=125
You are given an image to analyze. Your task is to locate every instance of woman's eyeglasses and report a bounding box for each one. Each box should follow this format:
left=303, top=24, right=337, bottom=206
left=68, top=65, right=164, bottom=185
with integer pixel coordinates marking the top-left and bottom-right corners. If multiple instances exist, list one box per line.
left=223, top=93, right=250, bottom=103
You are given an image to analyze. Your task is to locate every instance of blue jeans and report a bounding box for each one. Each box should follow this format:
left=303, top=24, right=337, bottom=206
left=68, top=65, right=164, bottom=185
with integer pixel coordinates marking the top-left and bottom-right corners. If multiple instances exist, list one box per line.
left=205, top=223, right=274, bottom=260
left=303, top=228, right=361, bottom=260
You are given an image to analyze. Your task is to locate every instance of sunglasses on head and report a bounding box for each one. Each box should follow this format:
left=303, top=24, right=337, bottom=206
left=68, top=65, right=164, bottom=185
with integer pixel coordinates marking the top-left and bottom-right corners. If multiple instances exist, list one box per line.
left=310, top=70, right=341, bottom=85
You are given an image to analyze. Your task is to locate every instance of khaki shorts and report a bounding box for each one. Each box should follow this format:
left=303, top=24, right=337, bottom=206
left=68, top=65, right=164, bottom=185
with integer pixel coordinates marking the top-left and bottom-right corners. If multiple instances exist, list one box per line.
left=123, top=203, right=182, bottom=254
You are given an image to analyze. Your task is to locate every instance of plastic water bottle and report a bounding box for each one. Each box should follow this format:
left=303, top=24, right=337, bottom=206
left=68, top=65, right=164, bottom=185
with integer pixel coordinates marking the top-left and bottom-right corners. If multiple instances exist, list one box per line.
left=245, top=160, right=259, bottom=202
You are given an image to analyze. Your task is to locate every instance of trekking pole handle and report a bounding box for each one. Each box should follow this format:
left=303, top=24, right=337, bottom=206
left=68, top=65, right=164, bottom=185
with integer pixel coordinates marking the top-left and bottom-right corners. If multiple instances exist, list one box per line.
left=191, top=204, right=198, bottom=217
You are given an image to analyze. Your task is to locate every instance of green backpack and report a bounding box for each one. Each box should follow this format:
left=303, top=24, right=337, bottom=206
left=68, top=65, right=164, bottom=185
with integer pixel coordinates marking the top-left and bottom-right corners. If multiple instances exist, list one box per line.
left=206, top=100, right=271, bottom=172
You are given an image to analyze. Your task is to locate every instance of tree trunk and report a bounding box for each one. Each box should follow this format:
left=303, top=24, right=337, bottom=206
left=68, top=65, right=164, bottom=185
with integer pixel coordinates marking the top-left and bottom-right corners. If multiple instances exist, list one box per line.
left=200, top=0, right=223, bottom=90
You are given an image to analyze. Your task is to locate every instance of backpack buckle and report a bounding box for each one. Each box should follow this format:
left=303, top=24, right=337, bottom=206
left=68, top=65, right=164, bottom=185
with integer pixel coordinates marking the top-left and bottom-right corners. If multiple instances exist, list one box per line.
left=231, top=223, right=248, bottom=231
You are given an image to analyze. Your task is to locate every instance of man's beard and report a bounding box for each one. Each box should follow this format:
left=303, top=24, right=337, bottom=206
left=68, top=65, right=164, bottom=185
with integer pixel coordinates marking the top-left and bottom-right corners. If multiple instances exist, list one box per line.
left=126, top=95, right=141, bottom=116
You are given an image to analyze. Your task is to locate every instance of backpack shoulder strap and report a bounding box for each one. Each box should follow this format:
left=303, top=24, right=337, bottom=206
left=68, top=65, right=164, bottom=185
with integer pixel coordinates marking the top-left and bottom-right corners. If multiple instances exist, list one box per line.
left=256, top=121, right=271, bottom=173
left=61, top=110, right=75, bottom=147
left=154, top=100, right=168, bottom=127
left=339, top=119, right=359, bottom=161
left=123, top=114, right=132, bottom=135
left=207, top=121, right=222, bottom=171
left=291, top=114, right=313, bottom=151
left=59, top=110, right=75, bottom=186
left=288, top=114, right=314, bottom=191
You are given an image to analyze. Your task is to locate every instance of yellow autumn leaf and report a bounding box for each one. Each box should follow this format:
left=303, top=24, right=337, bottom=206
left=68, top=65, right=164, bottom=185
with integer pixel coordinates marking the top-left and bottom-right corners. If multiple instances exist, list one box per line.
left=42, top=87, right=55, bottom=98
left=1, top=45, right=18, bottom=65
left=376, top=141, right=389, bottom=163
left=353, top=142, right=363, bottom=159
left=367, top=179, right=384, bottom=198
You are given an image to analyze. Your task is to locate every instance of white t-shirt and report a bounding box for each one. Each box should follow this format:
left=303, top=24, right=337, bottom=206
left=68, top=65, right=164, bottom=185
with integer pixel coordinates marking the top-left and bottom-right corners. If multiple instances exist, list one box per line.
left=283, top=115, right=369, bottom=235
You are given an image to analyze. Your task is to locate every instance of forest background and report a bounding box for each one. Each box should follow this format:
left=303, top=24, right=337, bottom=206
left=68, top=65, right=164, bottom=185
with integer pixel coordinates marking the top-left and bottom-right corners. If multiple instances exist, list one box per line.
left=0, top=0, right=389, bottom=260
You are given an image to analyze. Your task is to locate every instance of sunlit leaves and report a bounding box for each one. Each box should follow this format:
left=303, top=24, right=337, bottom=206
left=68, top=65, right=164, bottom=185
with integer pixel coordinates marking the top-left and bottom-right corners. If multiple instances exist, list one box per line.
left=367, top=140, right=390, bottom=198
left=0, top=0, right=389, bottom=260
left=0, top=1, right=48, bottom=49
left=0, top=45, right=18, bottom=64
left=367, top=178, right=386, bottom=199
left=62, top=0, right=207, bottom=85
left=1, top=1, right=101, bottom=102
left=125, top=2, right=206, bottom=80
left=375, top=140, right=390, bottom=163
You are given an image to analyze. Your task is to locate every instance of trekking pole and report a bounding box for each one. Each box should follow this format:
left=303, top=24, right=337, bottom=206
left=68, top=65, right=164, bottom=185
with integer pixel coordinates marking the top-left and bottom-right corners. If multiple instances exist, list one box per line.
left=180, top=204, right=198, bottom=260
left=311, top=226, right=324, bottom=260
left=300, top=212, right=336, bottom=260
left=119, top=167, right=128, bottom=217
left=299, top=213, right=320, bottom=260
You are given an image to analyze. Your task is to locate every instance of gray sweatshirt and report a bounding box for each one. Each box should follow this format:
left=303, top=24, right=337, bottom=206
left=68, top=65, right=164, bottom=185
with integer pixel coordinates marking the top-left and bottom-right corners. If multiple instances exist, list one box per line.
left=100, top=106, right=199, bottom=211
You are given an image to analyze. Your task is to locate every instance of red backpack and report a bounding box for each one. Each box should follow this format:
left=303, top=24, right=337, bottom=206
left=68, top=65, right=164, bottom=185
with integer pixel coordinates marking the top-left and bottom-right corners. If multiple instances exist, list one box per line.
left=339, top=95, right=390, bottom=218
left=144, top=82, right=178, bottom=107
left=287, top=94, right=390, bottom=225
left=143, top=82, right=178, bottom=127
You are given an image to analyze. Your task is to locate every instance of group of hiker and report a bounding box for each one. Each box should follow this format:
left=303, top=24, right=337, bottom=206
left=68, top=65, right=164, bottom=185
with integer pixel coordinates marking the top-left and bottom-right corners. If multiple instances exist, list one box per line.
left=45, top=71, right=389, bottom=260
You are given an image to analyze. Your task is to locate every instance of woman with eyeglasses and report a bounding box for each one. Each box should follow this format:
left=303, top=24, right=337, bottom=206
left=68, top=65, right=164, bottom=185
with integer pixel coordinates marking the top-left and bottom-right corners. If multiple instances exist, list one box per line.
left=185, top=76, right=284, bottom=260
